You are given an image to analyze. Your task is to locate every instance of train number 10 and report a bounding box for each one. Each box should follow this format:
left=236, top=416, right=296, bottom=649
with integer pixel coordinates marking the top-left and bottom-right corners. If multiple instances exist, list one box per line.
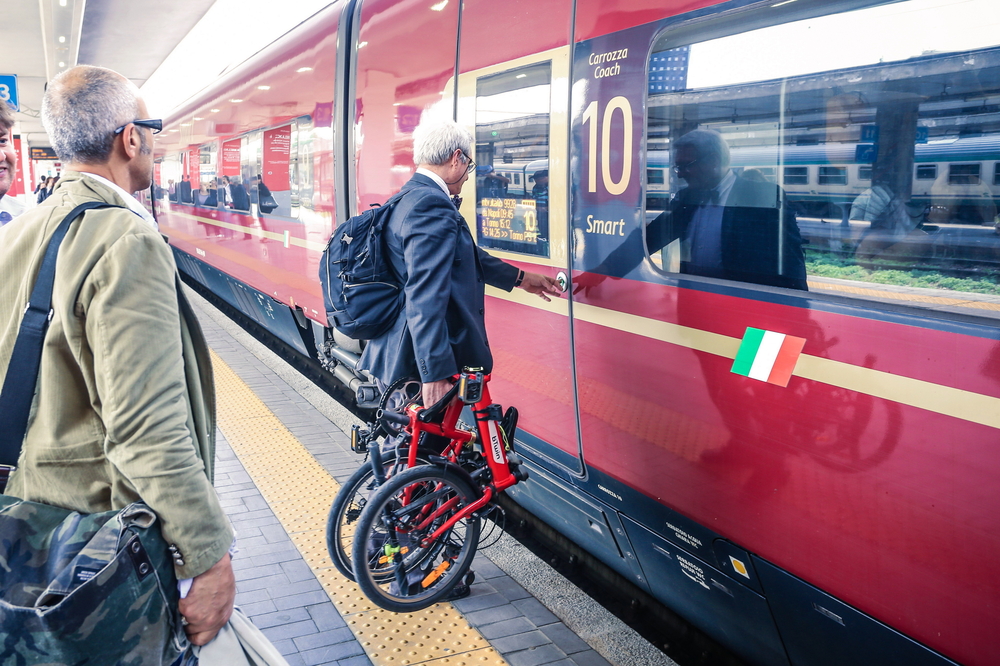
left=582, top=97, right=633, bottom=196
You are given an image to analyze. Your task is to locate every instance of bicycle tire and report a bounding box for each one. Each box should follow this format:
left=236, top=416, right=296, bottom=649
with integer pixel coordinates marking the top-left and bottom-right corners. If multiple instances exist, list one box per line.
left=351, top=465, right=481, bottom=612
left=326, top=448, right=434, bottom=581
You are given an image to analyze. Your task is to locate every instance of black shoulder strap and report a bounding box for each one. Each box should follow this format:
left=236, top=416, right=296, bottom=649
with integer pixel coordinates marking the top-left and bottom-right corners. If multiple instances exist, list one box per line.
left=0, top=202, right=118, bottom=467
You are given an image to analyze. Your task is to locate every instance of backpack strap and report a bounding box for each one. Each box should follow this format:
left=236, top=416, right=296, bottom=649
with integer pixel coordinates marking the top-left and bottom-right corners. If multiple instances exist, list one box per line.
left=0, top=202, right=119, bottom=467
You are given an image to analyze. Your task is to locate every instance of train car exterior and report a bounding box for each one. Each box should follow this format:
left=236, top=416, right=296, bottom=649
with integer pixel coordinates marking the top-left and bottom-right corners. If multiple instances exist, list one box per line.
left=153, top=1, right=1000, bottom=665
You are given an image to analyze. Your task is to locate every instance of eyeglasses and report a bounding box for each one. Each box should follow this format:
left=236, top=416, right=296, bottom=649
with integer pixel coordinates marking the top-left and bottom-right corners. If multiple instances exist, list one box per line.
left=114, top=119, right=163, bottom=135
left=461, top=152, right=476, bottom=174
left=672, top=158, right=699, bottom=173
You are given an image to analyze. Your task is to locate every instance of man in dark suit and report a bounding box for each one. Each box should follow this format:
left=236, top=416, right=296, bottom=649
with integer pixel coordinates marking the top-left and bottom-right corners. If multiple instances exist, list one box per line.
left=359, top=121, right=560, bottom=406
left=646, top=130, right=807, bottom=290
left=229, top=176, right=250, bottom=211
left=178, top=174, right=192, bottom=204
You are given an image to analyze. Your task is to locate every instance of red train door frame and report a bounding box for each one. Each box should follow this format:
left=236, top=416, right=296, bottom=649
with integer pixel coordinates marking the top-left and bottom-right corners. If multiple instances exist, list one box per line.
left=456, top=41, right=584, bottom=477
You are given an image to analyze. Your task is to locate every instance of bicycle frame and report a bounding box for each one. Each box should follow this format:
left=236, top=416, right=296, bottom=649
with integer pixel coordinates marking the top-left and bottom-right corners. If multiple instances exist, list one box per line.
left=394, top=376, right=518, bottom=548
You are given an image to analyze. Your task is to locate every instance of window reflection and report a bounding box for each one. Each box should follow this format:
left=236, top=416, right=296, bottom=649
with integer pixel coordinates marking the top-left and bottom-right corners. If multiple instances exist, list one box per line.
left=645, top=0, right=1000, bottom=304
left=475, top=62, right=552, bottom=257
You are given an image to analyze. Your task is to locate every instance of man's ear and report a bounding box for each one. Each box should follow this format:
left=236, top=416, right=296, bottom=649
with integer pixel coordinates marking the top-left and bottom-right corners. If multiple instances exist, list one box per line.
left=121, top=125, right=142, bottom=159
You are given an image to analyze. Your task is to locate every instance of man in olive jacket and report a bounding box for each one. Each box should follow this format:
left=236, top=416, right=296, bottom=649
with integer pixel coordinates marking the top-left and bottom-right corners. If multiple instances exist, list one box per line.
left=0, top=66, right=234, bottom=648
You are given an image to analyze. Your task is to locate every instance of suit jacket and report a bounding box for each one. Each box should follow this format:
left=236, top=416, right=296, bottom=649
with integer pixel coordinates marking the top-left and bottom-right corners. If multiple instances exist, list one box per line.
left=0, top=171, right=233, bottom=579
left=359, top=173, right=519, bottom=384
left=178, top=179, right=192, bottom=203
left=647, top=175, right=808, bottom=290
left=231, top=184, right=250, bottom=211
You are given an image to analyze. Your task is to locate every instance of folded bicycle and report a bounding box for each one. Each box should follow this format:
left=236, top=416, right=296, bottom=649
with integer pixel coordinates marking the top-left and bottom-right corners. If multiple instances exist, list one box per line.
left=325, top=369, right=526, bottom=611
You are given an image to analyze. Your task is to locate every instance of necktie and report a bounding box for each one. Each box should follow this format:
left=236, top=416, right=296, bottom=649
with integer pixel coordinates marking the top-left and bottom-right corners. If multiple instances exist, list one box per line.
left=0, top=211, right=12, bottom=226
left=452, top=195, right=463, bottom=209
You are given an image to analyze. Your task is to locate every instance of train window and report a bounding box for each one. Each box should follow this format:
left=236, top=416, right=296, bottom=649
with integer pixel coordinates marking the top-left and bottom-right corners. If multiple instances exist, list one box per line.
left=194, top=144, right=218, bottom=208
left=994, top=163, right=1000, bottom=186
left=261, top=124, right=293, bottom=218
left=242, top=130, right=262, bottom=213
left=818, top=167, right=847, bottom=186
left=648, top=168, right=665, bottom=185
left=643, top=0, right=1000, bottom=305
left=783, top=167, right=808, bottom=185
left=296, top=117, right=315, bottom=212
left=474, top=61, right=551, bottom=258
left=220, top=138, right=249, bottom=212
left=949, top=163, right=981, bottom=185
left=160, top=152, right=183, bottom=203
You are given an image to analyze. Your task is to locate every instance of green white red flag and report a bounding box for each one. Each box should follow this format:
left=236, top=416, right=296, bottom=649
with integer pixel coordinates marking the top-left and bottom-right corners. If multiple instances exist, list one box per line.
left=731, top=328, right=806, bottom=387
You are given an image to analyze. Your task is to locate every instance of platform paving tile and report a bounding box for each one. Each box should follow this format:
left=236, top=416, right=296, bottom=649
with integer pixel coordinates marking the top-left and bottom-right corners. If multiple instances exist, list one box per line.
left=505, top=644, right=570, bottom=666
left=192, top=291, right=628, bottom=666
left=492, top=630, right=555, bottom=654
left=539, top=624, right=592, bottom=655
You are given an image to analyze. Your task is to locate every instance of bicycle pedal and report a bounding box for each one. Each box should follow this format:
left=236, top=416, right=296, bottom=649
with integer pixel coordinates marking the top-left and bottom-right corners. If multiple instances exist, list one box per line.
left=351, top=425, right=370, bottom=454
left=501, top=406, right=519, bottom=443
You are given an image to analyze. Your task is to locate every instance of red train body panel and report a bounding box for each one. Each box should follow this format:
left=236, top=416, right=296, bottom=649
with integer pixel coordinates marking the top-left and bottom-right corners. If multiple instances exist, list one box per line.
left=154, top=1, right=1000, bottom=664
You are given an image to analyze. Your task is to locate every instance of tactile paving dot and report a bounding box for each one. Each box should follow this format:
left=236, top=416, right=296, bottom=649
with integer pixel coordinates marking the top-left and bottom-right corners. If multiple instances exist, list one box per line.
left=209, top=350, right=511, bottom=666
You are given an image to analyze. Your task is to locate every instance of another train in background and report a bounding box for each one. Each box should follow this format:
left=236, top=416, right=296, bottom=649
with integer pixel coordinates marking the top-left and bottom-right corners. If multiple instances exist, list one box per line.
left=646, top=136, right=1000, bottom=228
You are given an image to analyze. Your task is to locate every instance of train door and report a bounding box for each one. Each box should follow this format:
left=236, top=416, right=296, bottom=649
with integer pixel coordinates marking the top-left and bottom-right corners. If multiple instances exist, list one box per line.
left=455, top=1, right=583, bottom=478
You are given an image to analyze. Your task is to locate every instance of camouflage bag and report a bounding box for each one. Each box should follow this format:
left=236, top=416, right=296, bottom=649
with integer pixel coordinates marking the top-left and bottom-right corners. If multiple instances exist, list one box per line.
left=0, top=497, right=186, bottom=665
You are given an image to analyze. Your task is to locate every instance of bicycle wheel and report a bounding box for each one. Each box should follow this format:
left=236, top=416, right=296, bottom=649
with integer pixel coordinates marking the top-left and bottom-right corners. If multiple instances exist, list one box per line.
left=326, top=449, right=434, bottom=581
left=352, top=465, right=481, bottom=612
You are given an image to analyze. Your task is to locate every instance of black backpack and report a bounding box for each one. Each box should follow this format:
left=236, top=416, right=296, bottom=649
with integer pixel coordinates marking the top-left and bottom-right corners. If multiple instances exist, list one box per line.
left=320, top=192, right=407, bottom=340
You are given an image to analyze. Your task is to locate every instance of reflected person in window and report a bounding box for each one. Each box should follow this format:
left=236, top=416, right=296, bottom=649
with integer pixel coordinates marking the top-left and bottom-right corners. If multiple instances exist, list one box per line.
left=646, top=129, right=807, bottom=290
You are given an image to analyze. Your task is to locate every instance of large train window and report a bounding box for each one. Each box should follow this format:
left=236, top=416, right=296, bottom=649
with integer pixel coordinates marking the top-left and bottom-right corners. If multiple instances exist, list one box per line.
left=644, top=0, right=1000, bottom=305
left=474, top=62, right=551, bottom=258
left=219, top=138, right=249, bottom=212
left=294, top=117, right=315, bottom=212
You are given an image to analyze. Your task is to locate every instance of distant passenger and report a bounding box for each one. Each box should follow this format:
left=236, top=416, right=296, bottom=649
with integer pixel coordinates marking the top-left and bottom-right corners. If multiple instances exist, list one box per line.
left=256, top=175, right=277, bottom=214
left=37, top=176, right=55, bottom=204
left=478, top=165, right=510, bottom=198
left=230, top=176, right=250, bottom=211
left=168, top=178, right=176, bottom=201
left=645, top=130, right=807, bottom=289
left=530, top=169, right=549, bottom=242
left=217, top=176, right=229, bottom=208
left=0, top=100, right=24, bottom=225
left=0, top=65, right=235, bottom=658
left=358, top=120, right=560, bottom=409
left=205, top=180, right=218, bottom=207
left=179, top=173, right=192, bottom=203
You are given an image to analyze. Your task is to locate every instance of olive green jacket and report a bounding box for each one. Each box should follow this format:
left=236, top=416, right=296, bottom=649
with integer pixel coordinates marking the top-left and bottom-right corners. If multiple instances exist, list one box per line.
left=0, top=171, right=233, bottom=579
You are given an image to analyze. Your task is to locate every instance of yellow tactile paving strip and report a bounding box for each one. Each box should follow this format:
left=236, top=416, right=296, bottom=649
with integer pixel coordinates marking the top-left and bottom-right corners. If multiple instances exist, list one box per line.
left=210, top=349, right=507, bottom=666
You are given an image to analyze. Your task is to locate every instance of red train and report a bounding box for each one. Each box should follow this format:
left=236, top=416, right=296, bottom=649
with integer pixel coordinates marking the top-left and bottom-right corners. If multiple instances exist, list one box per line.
left=152, top=1, right=1000, bottom=664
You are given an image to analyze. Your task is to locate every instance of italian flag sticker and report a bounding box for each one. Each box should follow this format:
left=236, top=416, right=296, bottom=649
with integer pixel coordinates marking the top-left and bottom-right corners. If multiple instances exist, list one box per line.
left=731, top=328, right=806, bottom=387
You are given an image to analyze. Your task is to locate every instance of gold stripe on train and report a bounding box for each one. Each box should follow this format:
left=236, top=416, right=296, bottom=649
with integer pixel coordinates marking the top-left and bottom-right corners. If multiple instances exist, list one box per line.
left=487, top=286, right=1000, bottom=430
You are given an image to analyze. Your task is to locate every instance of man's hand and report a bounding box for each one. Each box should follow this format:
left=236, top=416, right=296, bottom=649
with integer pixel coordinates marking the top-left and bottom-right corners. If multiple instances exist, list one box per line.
left=422, top=379, right=453, bottom=408
left=178, top=553, right=235, bottom=646
left=518, top=272, right=562, bottom=302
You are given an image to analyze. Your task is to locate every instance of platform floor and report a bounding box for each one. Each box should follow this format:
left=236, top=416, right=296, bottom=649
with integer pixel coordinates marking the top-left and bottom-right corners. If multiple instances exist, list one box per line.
left=190, top=288, right=676, bottom=666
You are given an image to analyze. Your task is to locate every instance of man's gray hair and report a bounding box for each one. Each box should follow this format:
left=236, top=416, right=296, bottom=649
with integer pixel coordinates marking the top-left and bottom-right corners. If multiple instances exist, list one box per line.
left=42, top=66, right=140, bottom=164
left=413, top=120, right=473, bottom=166
left=674, top=129, right=730, bottom=170
left=0, top=100, right=14, bottom=132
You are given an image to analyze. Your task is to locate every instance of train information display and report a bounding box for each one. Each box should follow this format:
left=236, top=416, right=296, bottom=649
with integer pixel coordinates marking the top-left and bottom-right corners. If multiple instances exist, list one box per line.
left=478, top=197, right=539, bottom=244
